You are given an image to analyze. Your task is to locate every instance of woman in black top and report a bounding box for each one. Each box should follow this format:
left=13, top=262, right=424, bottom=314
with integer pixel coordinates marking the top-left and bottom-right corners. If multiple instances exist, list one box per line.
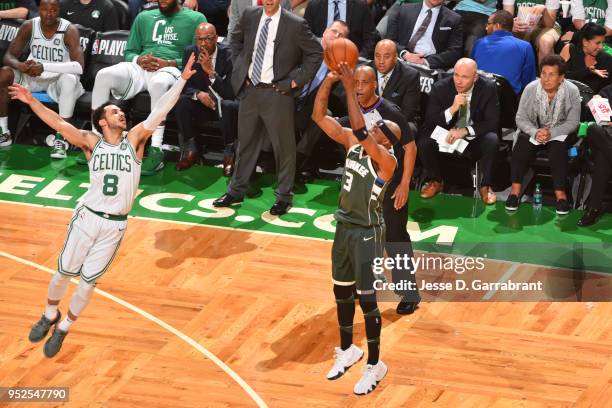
left=560, top=23, right=612, bottom=93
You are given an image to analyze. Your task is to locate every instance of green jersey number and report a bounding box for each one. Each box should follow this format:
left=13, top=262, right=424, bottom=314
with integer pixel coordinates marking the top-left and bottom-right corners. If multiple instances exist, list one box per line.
left=343, top=172, right=354, bottom=192
left=103, top=174, right=119, bottom=196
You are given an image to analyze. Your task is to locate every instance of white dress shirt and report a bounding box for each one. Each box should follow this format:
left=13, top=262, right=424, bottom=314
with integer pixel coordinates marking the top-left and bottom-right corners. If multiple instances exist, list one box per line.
left=445, top=84, right=476, bottom=140
left=248, top=7, right=281, bottom=84
left=410, top=3, right=441, bottom=57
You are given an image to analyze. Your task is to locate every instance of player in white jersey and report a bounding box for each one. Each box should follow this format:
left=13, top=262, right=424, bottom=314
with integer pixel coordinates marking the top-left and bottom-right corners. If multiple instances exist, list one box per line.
left=10, top=53, right=197, bottom=358
left=0, top=0, right=85, bottom=159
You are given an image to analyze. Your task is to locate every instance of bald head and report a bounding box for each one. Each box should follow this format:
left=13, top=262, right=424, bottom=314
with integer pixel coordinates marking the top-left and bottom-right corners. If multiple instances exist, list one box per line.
left=374, top=40, right=397, bottom=75
left=195, top=23, right=218, bottom=54
left=355, top=65, right=376, bottom=81
left=453, top=58, right=478, bottom=93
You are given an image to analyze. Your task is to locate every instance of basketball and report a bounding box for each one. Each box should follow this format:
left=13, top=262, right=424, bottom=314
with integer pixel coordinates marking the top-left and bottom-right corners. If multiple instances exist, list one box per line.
left=324, top=38, right=359, bottom=73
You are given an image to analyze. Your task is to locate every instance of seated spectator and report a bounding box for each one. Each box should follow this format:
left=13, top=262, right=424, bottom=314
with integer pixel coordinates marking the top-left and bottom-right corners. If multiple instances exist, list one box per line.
left=561, top=23, right=612, bottom=94
left=0, top=0, right=30, bottom=19
left=91, top=0, right=206, bottom=176
left=578, top=82, right=612, bottom=226
left=386, top=0, right=463, bottom=70
left=128, top=0, right=159, bottom=24
left=0, top=0, right=84, bottom=158
left=369, top=39, right=420, bottom=126
left=505, top=0, right=560, bottom=65
left=304, top=0, right=379, bottom=58
left=60, top=0, right=119, bottom=32
left=294, top=20, right=349, bottom=185
left=471, top=10, right=536, bottom=94
left=454, top=0, right=499, bottom=56
left=561, top=0, right=612, bottom=44
left=226, top=0, right=291, bottom=44
left=419, top=58, right=500, bottom=204
left=174, top=23, right=239, bottom=174
left=506, top=55, right=580, bottom=215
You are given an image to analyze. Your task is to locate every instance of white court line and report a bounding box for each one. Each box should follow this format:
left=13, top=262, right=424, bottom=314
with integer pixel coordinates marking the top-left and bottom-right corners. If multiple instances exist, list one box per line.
left=481, top=263, right=522, bottom=300
left=0, top=250, right=268, bottom=408
left=1, top=199, right=609, bottom=277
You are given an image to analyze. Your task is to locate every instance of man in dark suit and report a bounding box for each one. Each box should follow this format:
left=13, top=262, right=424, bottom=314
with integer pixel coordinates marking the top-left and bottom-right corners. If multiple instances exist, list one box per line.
left=175, top=23, right=239, bottom=174
left=419, top=58, right=500, bottom=204
left=370, top=39, right=420, bottom=125
left=295, top=20, right=349, bottom=185
left=213, top=0, right=322, bottom=215
left=304, top=0, right=379, bottom=58
left=386, top=0, right=463, bottom=70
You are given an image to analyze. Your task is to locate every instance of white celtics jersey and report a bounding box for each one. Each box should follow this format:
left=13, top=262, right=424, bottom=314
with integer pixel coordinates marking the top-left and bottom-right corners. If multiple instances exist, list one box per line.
left=28, top=17, right=71, bottom=64
left=81, top=134, right=142, bottom=215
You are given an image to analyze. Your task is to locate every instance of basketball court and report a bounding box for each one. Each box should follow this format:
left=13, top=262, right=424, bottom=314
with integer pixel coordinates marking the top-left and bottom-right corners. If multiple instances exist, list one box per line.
left=1, top=145, right=611, bottom=407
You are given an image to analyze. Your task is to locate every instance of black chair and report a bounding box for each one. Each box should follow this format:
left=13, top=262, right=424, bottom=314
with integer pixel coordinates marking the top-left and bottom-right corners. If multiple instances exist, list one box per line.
left=75, top=24, right=96, bottom=70
left=110, top=0, right=131, bottom=30
left=0, top=19, right=25, bottom=63
left=566, top=78, right=596, bottom=122
left=73, top=30, right=130, bottom=124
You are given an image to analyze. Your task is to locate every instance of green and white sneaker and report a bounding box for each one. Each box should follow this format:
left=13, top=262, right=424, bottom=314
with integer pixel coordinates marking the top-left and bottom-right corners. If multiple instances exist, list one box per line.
left=50, top=133, right=68, bottom=159
left=0, top=129, right=11, bottom=147
left=43, top=327, right=68, bottom=358
left=141, top=146, right=164, bottom=176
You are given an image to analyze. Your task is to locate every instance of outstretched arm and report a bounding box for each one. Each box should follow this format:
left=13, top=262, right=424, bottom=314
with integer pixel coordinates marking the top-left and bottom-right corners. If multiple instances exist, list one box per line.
left=128, top=53, right=197, bottom=152
left=339, top=63, right=396, bottom=181
left=9, top=84, right=97, bottom=154
left=311, top=72, right=354, bottom=149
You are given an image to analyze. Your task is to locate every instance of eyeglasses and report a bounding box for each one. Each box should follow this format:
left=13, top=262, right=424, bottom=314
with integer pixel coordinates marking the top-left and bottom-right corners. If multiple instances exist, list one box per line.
left=197, top=36, right=217, bottom=42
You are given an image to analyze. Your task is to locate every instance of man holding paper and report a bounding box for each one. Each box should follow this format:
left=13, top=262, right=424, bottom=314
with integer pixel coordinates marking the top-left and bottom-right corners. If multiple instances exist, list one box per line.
left=418, top=58, right=500, bottom=205
left=506, top=55, right=580, bottom=215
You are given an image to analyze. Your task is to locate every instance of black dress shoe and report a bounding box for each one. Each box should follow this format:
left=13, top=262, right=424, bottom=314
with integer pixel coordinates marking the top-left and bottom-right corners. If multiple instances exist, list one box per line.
left=269, top=201, right=292, bottom=215
left=213, top=193, right=243, bottom=207
left=578, top=208, right=603, bottom=227
left=396, top=300, right=419, bottom=315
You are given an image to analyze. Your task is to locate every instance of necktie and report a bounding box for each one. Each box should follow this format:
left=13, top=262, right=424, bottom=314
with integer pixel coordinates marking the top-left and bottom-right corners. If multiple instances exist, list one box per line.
left=456, top=102, right=468, bottom=128
left=379, top=74, right=389, bottom=95
left=407, top=9, right=432, bottom=53
left=301, top=63, right=328, bottom=98
left=333, top=0, right=340, bottom=21
left=251, top=17, right=272, bottom=86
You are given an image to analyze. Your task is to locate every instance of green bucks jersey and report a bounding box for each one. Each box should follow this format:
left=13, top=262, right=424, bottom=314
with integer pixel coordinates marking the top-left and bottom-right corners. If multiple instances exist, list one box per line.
left=335, top=144, right=393, bottom=227
left=124, top=8, right=207, bottom=68
left=81, top=135, right=142, bottom=215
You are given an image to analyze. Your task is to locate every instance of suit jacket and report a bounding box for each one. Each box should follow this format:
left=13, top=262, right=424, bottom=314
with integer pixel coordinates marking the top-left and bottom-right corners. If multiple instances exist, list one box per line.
left=368, top=60, right=420, bottom=122
left=304, top=0, right=379, bottom=58
left=423, top=76, right=499, bottom=138
left=226, top=0, right=292, bottom=44
left=386, top=3, right=463, bottom=70
left=230, top=7, right=323, bottom=96
left=182, top=43, right=236, bottom=101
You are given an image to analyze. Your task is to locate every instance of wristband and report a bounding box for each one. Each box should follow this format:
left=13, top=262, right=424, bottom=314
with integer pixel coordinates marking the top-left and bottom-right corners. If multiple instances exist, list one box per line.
left=353, top=126, right=368, bottom=141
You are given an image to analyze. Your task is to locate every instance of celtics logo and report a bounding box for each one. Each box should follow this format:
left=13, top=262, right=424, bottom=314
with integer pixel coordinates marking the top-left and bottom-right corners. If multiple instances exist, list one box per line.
left=92, top=10, right=100, bottom=19
left=53, top=38, right=61, bottom=46
left=120, top=141, right=128, bottom=151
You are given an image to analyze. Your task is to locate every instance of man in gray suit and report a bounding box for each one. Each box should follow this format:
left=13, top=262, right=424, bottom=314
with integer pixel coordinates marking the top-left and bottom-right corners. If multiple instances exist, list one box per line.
left=226, top=0, right=292, bottom=44
left=213, top=0, right=322, bottom=215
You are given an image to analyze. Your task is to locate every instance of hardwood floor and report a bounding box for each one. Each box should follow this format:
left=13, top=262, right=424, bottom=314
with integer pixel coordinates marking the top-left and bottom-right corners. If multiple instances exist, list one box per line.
left=0, top=203, right=611, bottom=407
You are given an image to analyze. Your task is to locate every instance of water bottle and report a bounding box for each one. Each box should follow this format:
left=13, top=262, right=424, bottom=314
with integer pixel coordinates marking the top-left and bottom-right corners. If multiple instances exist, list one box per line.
left=533, top=183, right=543, bottom=211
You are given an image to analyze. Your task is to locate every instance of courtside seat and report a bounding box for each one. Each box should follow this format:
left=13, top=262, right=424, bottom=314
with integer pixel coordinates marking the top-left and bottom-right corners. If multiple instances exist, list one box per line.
left=110, top=0, right=131, bottom=30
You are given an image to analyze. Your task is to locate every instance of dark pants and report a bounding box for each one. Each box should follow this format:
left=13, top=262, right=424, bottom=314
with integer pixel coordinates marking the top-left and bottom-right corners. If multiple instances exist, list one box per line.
left=511, top=132, right=571, bottom=191
left=228, top=85, right=296, bottom=203
left=456, top=11, right=489, bottom=57
left=175, top=95, right=239, bottom=155
left=417, top=131, right=499, bottom=186
left=383, top=180, right=420, bottom=302
left=586, top=125, right=612, bottom=209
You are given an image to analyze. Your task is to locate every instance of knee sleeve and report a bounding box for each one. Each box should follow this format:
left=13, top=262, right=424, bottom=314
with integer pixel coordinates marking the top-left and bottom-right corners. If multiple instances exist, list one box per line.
left=48, top=271, right=71, bottom=301
left=68, top=279, right=95, bottom=317
left=334, top=284, right=356, bottom=328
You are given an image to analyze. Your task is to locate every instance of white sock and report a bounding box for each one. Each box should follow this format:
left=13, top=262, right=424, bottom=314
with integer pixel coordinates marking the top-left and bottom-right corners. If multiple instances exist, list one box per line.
left=44, top=304, right=58, bottom=321
left=58, top=316, right=74, bottom=332
left=0, top=116, right=7, bottom=132
left=151, top=126, right=165, bottom=148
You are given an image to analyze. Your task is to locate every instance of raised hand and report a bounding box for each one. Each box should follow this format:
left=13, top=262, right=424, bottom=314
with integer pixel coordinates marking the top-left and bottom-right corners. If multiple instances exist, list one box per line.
left=8, top=83, right=34, bottom=104
left=181, top=53, right=197, bottom=80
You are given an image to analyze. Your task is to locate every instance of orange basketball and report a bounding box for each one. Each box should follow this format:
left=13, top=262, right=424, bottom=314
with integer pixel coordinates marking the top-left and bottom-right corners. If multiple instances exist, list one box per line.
left=324, top=38, right=359, bottom=73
